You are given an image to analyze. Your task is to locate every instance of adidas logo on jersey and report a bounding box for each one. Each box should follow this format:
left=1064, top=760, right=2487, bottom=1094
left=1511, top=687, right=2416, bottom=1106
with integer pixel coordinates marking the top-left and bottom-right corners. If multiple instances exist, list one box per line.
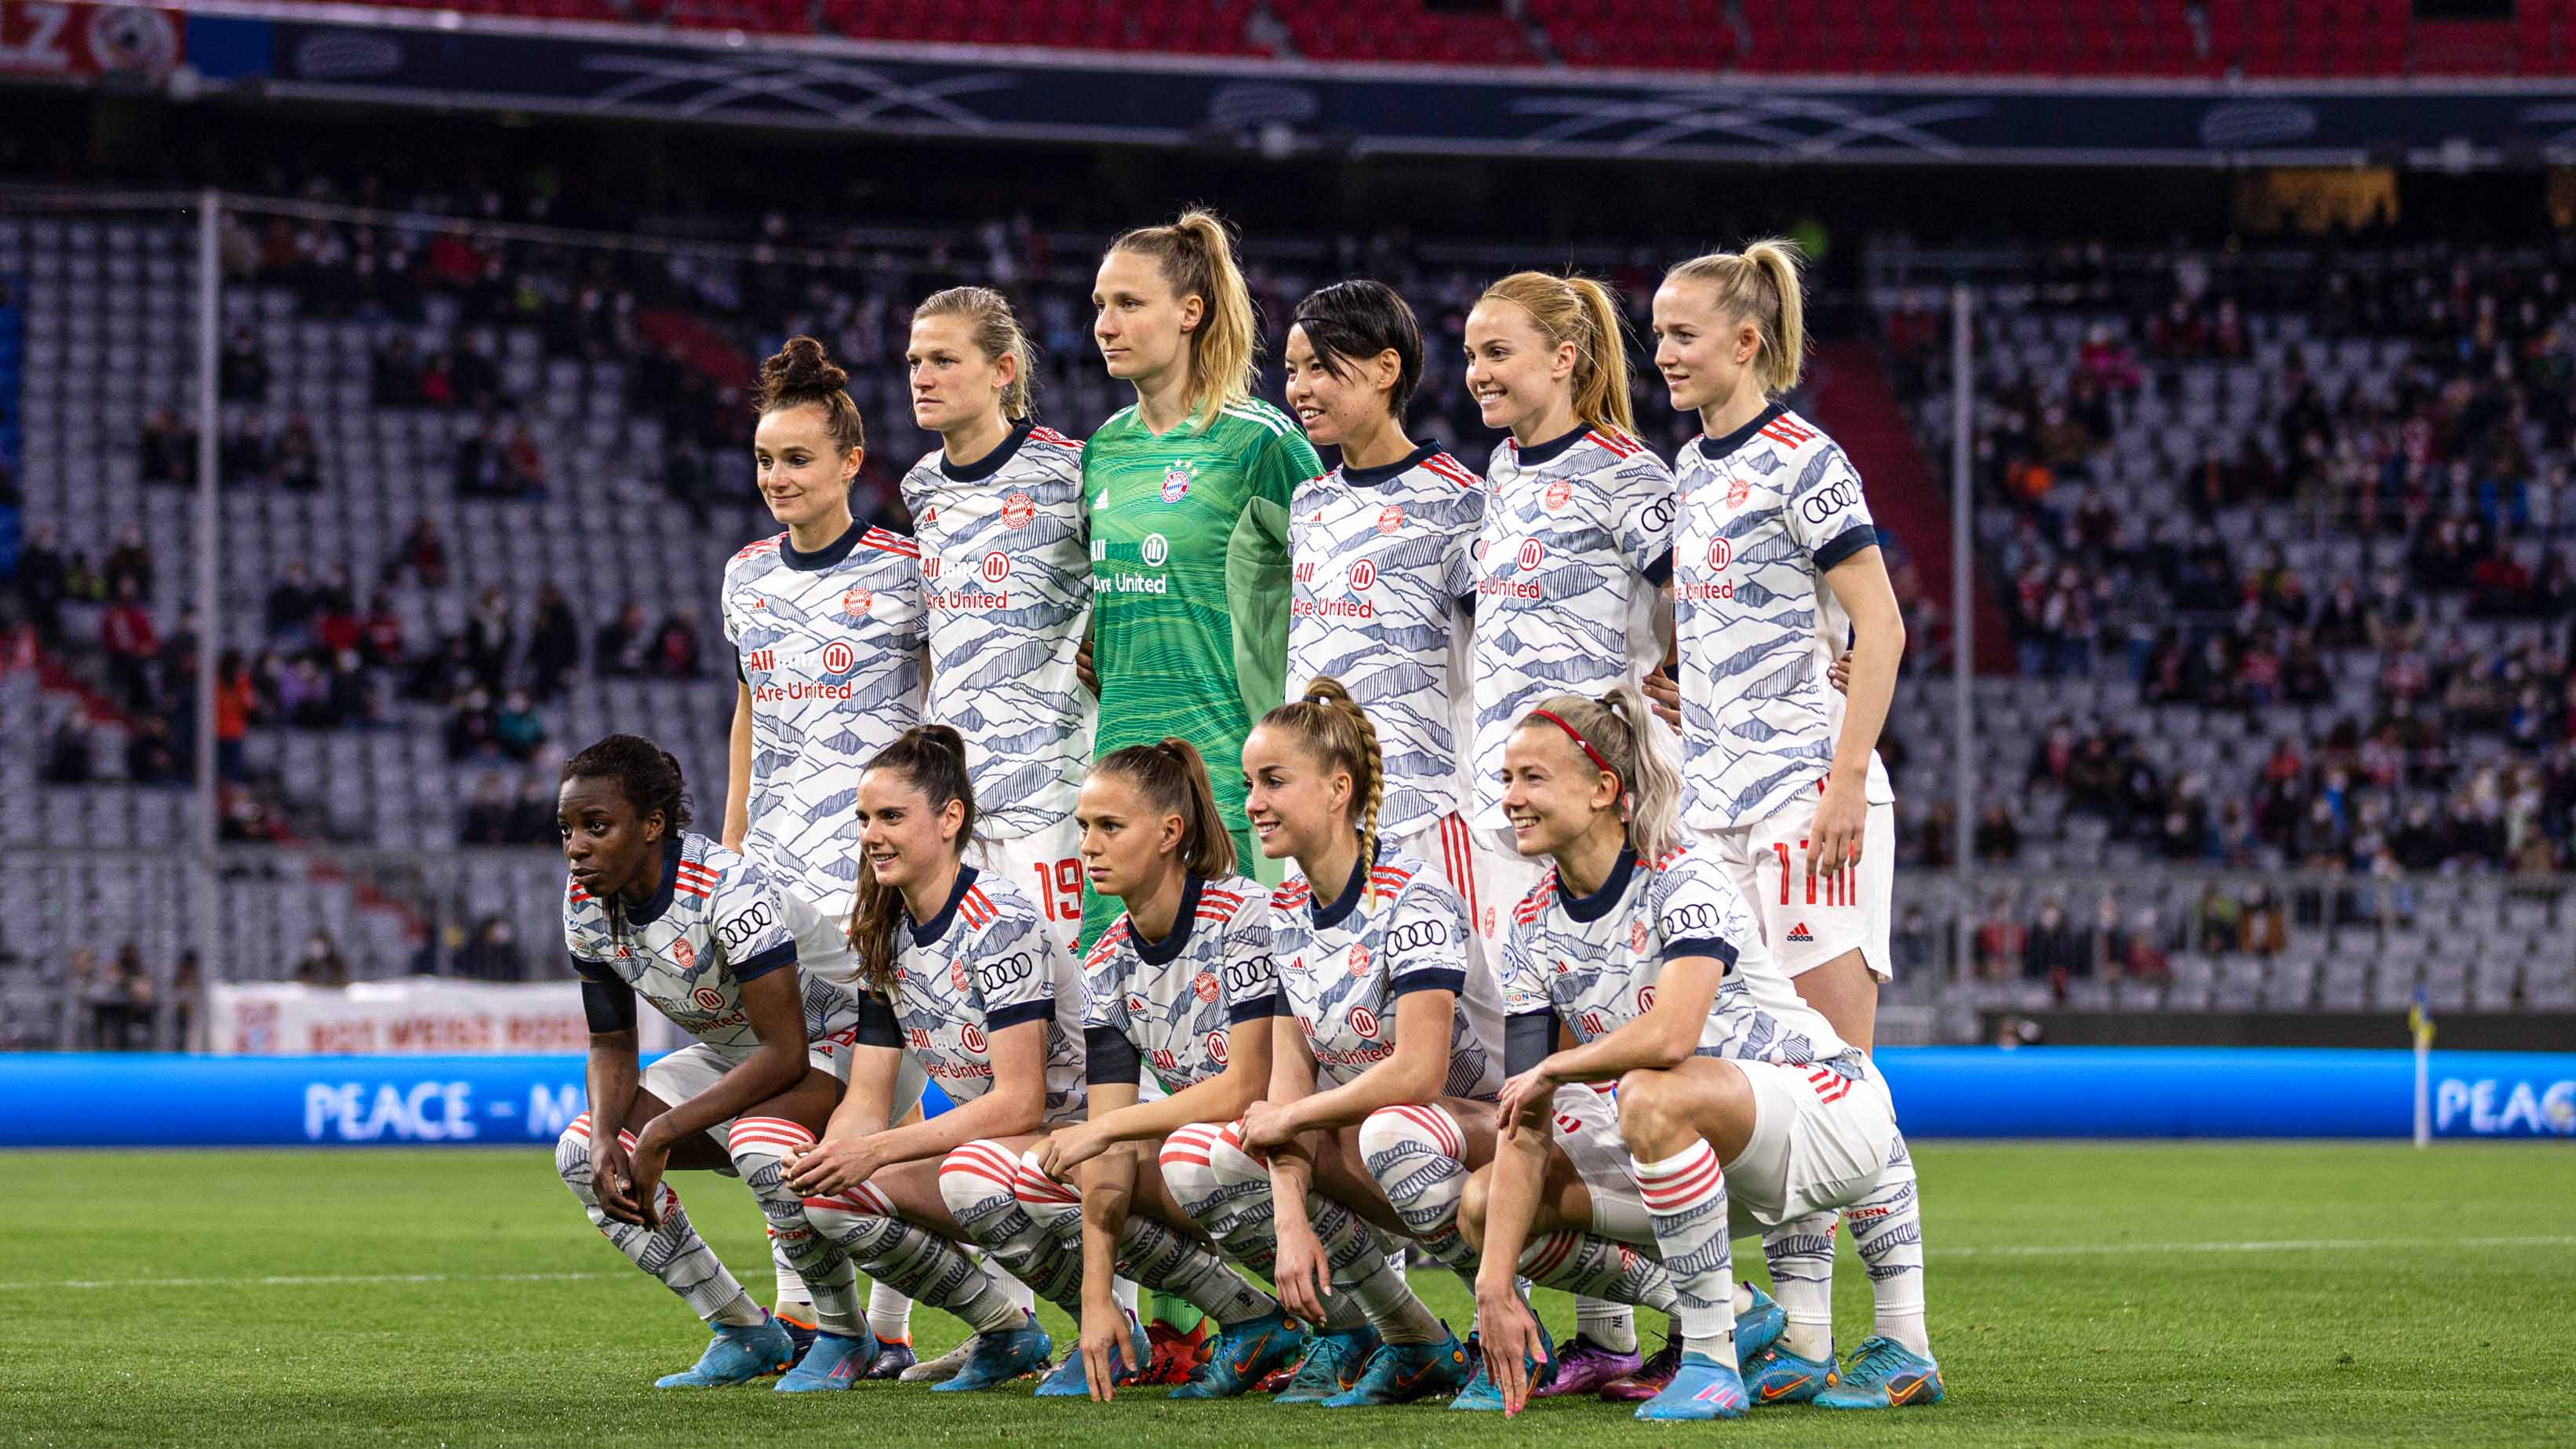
left=1787, top=921, right=1815, bottom=943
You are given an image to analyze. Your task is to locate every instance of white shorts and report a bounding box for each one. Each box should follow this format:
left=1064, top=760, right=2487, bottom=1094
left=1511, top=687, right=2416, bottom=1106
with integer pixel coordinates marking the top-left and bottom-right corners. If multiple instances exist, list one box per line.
left=642, top=1039, right=927, bottom=1153
left=1720, top=1054, right=1898, bottom=1228
left=978, top=817, right=1084, bottom=957
left=1464, top=824, right=1548, bottom=955
left=1392, top=812, right=1492, bottom=975
left=1706, top=788, right=1896, bottom=982
left=1548, top=1081, right=1652, bottom=1245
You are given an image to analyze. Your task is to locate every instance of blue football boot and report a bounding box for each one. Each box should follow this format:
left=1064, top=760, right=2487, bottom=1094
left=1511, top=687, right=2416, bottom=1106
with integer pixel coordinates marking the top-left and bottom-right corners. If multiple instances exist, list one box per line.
left=862, top=1335, right=918, bottom=1379
left=1450, top=1317, right=1555, bottom=1411
left=1272, top=1324, right=1381, bottom=1404
left=1741, top=1342, right=1838, bottom=1405
left=773, top=1331, right=868, bottom=1393
left=1320, top=1329, right=1474, bottom=1408
left=1812, top=1336, right=1944, bottom=1409
left=1173, top=1307, right=1308, bottom=1400
left=653, top=1312, right=796, bottom=1388
left=929, top=1312, right=1055, bottom=1392
left=1032, top=1310, right=1149, bottom=1397
left=1737, top=1282, right=1788, bottom=1362
left=1634, top=1352, right=1749, bottom=1421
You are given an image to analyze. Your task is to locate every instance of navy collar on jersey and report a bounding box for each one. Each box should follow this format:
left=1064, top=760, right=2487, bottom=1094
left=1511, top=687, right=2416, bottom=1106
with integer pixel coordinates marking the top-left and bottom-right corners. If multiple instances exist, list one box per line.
left=1510, top=424, right=1590, bottom=469
left=940, top=418, right=1035, bottom=484
left=620, top=836, right=687, bottom=927
left=1309, top=833, right=1383, bottom=932
left=1557, top=846, right=1639, bottom=924
left=908, top=863, right=981, bottom=948
left=1697, top=402, right=1788, bottom=463
left=778, top=518, right=865, bottom=573
left=1132, top=872, right=1206, bottom=967
left=1341, top=440, right=1443, bottom=489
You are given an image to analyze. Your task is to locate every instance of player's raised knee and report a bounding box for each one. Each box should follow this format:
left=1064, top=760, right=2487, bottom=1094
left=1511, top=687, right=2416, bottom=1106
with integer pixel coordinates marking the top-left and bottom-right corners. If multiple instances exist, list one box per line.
left=1458, top=1163, right=1494, bottom=1247
left=937, top=1139, right=1025, bottom=1219
left=1010, top=1151, right=1079, bottom=1211
left=1358, top=1101, right=1463, bottom=1167
left=554, top=1112, right=594, bottom=1189
left=1615, top=1068, right=1690, bottom=1152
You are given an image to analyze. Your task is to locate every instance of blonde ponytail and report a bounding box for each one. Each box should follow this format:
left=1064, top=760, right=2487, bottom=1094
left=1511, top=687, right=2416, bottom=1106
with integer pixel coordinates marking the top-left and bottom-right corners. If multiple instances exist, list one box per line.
left=1666, top=238, right=1808, bottom=396
left=1110, top=209, right=1260, bottom=428
left=913, top=286, right=1040, bottom=421
left=1479, top=271, right=1638, bottom=440
left=1518, top=686, right=1681, bottom=864
left=1259, top=676, right=1386, bottom=905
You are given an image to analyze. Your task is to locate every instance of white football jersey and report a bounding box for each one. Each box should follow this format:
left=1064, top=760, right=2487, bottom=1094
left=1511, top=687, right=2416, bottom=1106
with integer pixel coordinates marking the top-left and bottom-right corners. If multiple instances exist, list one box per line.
left=1501, top=842, right=1855, bottom=1068
left=1470, top=428, right=1675, bottom=832
left=1674, top=404, right=1894, bottom=831
left=1271, top=838, right=1501, bottom=1099
left=879, top=865, right=1086, bottom=1123
left=722, top=524, right=928, bottom=919
left=566, top=832, right=867, bottom=1062
left=1288, top=442, right=1486, bottom=840
left=1082, top=874, right=1282, bottom=1094
left=901, top=421, right=1095, bottom=843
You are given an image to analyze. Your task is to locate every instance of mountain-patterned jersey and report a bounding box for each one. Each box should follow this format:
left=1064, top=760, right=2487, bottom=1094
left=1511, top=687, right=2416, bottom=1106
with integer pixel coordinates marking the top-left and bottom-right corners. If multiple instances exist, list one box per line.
left=1271, top=836, right=1501, bottom=1100
left=1080, top=873, right=1283, bottom=1094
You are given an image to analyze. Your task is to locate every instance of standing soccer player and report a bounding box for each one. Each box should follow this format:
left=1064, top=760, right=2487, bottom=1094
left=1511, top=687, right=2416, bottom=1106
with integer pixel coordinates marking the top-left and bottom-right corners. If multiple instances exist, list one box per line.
left=1650, top=240, right=1940, bottom=1410
left=719, top=336, right=930, bottom=1376
left=551, top=735, right=877, bottom=1390
left=1458, top=270, right=1677, bottom=1384
left=900, top=287, right=1093, bottom=956
left=1082, top=209, right=1325, bottom=947
left=1279, top=280, right=1488, bottom=923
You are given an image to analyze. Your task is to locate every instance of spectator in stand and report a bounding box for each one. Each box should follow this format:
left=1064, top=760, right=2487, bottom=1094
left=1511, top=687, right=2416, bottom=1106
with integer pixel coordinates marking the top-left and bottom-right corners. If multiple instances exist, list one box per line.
left=453, top=918, right=528, bottom=982
left=2023, top=897, right=2088, bottom=987
left=102, top=523, right=152, bottom=600
left=100, top=575, right=159, bottom=711
left=219, top=324, right=270, bottom=402
left=1974, top=894, right=2027, bottom=979
left=650, top=606, right=701, bottom=679
left=510, top=770, right=560, bottom=844
left=1974, top=802, right=2021, bottom=863
left=444, top=685, right=498, bottom=762
left=140, top=407, right=195, bottom=485
left=276, top=413, right=322, bottom=492
left=15, top=523, right=66, bottom=644
left=74, top=948, right=122, bottom=1048
left=461, top=773, right=515, bottom=844
left=125, top=714, right=182, bottom=785
left=221, top=411, right=276, bottom=488
left=293, top=932, right=351, bottom=988
left=266, top=560, right=318, bottom=643
left=2119, top=908, right=2170, bottom=981
left=43, top=713, right=93, bottom=784
left=524, top=584, right=579, bottom=700
left=592, top=599, right=649, bottom=677
left=372, top=334, right=421, bottom=406
left=359, top=592, right=405, bottom=669
left=502, top=422, right=547, bottom=494
left=454, top=413, right=506, bottom=495
left=494, top=689, right=545, bottom=761
left=61, top=550, right=101, bottom=604
left=391, top=515, right=449, bottom=588
left=213, top=651, right=256, bottom=782
left=172, top=951, right=200, bottom=1049
left=464, top=587, right=513, bottom=695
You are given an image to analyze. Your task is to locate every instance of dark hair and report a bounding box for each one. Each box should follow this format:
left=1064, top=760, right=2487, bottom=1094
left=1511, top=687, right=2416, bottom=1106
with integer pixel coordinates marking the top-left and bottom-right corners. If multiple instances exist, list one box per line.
left=1290, top=279, right=1423, bottom=420
left=754, top=335, right=866, bottom=456
left=848, top=724, right=977, bottom=992
left=561, top=734, right=693, bottom=836
left=1094, top=737, right=1235, bottom=879
left=1257, top=676, right=1385, bottom=904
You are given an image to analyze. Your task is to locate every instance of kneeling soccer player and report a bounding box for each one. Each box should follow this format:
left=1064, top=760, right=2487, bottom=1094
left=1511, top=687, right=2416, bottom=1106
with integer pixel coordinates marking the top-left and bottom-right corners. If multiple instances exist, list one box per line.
left=552, top=734, right=875, bottom=1390
left=1472, top=697, right=1932, bottom=1420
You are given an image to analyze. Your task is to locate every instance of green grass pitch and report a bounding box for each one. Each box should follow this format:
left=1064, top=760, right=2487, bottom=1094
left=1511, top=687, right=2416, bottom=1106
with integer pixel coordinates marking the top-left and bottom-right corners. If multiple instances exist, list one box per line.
left=1, top=1141, right=2570, bottom=1447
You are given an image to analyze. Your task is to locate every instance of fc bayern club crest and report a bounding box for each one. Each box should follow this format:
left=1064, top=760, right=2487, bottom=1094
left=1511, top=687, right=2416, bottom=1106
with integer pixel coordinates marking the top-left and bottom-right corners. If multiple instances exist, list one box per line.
left=842, top=587, right=873, bottom=616
left=672, top=937, right=697, bottom=969
left=1347, top=942, right=1372, bottom=977
left=1726, top=476, right=1752, bottom=509
left=1376, top=504, right=1404, bottom=535
left=1544, top=479, right=1574, bottom=511
left=1192, top=971, right=1221, bottom=1003
left=1001, top=492, right=1035, bottom=528
left=1161, top=467, right=1191, bottom=502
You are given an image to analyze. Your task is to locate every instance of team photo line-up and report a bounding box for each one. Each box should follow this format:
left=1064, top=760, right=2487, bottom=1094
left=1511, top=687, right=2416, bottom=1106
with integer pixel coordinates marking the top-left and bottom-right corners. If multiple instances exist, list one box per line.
left=550, top=207, right=1936, bottom=1421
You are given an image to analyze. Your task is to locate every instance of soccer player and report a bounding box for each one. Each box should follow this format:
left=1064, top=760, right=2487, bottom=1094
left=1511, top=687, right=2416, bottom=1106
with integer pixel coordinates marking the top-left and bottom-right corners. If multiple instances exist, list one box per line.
left=981, top=738, right=1307, bottom=1401
left=719, top=334, right=931, bottom=1374
left=1197, top=679, right=1486, bottom=1407
left=1082, top=209, right=1326, bottom=946
left=1279, top=280, right=1487, bottom=923
left=551, top=734, right=877, bottom=1391
left=1649, top=240, right=1940, bottom=1409
left=1460, top=269, right=1677, bottom=1385
left=783, top=725, right=1079, bottom=1392
left=1468, top=694, right=1914, bottom=1421
left=901, top=286, right=1095, bottom=957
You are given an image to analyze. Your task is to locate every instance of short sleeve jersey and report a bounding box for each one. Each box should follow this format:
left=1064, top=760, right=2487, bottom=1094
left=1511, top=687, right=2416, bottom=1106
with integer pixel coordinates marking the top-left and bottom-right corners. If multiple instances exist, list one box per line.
left=1081, top=873, right=1283, bottom=1094
left=1500, top=843, right=1854, bottom=1068
left=1288, top=442, right=1487, bottom=840
left=1471, top=428, right=1676, bottom=831
left=1674, top=403, right=1894, bottom=832
left=883, top=865, right=1086, bottom=1123
left=1270, top=838, right=1501, bottom=1100
left=1085, top=399, right=1326, bottom=876
left=722, top=523, right=928, bottom=919
left=901, top=421, right=1094, bottom=842
left=565, top=833, right=866, bottom=1062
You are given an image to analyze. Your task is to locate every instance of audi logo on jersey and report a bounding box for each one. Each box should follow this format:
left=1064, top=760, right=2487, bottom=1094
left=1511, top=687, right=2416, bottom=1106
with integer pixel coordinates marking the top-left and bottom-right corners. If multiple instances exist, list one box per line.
left=1002, top=493, right=1035, bottom=528
left=1800, top=479, right=1861, bottom=525
left=820, top=642, right=857, bottom=676
left=1348, top=559, right=1377, bottom=592
left=1204, top=1030, right=1229, bottom=1065
left=1517, top=538, right=1545, bottom=572
left=1348, top=1005, right=1381, bottom=1039
left=1707, top=537, right=1733, bottom=571
left=981, top=551, right=1012, bottom=584
left=1192, top=971, right=1220, bottom=1003
left=1376, top=504, right=1404, bottom=535
left=692, top=986, right=725, bottom=1012
left=1386, top=919, right=1448, bottom=952
left=1665, top=902, right=1722, bottom=935
left=982, top=952, right=1037, bottom=987
left=961, top=1024, right=987, bottom=1054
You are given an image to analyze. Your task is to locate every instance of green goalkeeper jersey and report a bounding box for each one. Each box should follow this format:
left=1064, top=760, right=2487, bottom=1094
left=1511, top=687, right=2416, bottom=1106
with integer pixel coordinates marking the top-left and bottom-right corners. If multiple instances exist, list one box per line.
left=1081, top=396, right=1323, bottom=944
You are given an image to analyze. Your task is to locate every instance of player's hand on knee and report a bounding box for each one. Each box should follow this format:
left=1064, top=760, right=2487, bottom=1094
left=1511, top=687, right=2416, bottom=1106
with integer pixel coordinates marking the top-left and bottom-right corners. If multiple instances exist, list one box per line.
left=1039, top=1123, right=1107, bottom=1178
left=593, top=1135, right=648, bottom=1227
left=626, top=1126, right=674, bottom=1230
left=785, top=1135, right=879, bottom=1197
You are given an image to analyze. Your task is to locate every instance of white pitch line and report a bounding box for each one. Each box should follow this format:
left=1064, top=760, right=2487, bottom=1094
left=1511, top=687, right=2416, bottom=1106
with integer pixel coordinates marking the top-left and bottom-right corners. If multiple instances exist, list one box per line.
left=2, top=1236, right=2571, bottom=1292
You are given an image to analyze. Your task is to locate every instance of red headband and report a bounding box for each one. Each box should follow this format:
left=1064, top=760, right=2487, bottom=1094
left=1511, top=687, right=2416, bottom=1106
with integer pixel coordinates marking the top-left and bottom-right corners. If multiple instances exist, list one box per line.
left=1528, top=708, right=1614, bottom=777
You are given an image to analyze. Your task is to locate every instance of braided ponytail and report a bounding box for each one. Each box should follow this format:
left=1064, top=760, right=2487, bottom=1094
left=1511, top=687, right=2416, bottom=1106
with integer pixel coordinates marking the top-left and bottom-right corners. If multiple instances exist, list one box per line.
left=1258, top=676, right=1385, bottom=904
